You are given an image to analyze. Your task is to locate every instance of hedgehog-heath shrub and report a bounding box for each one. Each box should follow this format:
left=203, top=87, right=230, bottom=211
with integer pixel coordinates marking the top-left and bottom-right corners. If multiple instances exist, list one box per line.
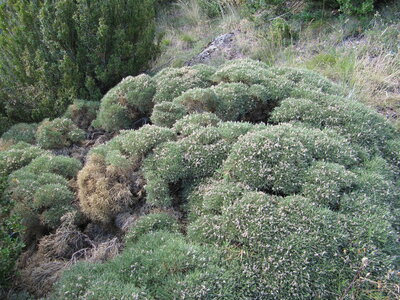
left=93, top=74, right=156, bottom=131
left=151, top=102, right=186, bottom=127
left=24, top=155, right=82, bottom=179
left=36, top=118, right=85, bottom=149
left=222, top=123, right=358, bottom=194
left=0, top=142, right=47, bottom=177
left=1, top=123, right=38, bottom=144
left=152, top=65, right=216, bottom=103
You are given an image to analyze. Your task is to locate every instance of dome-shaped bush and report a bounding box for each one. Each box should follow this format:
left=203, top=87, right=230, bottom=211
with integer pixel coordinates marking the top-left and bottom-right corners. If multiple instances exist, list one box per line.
left=1, top=123, right=38, bottom=144
left=93, top=74, right=156, bottom=131
left=36, top=118, right=85, bottom=149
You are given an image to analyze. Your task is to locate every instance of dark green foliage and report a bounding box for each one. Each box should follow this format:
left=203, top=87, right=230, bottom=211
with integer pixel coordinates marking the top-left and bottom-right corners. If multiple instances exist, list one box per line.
left=0, top=0, right=158, bottom=123
left=36, top=118, right=85, bottom=149
left=1, top=123, right=38, bottom=144
left=0, top=142, right=47, bottom=177
left=0, top=175, right=24, bottom=289
left=64, top=100, right=100, bottom=129
left=93, top=74, right=156, bottom=131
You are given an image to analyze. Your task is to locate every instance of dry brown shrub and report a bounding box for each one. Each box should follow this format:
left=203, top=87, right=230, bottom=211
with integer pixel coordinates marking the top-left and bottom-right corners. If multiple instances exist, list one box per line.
left=77, top=154, right=136, bottom=223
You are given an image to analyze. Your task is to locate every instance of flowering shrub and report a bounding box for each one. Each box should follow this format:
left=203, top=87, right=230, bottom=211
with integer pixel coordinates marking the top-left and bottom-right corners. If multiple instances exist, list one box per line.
left=24, top=155, right=82, bottom=179
left=1, top=123, right=38, bottom=144
left=151, top=102, right=186, bottom=127
left=36, top=118, right=85, bottom=149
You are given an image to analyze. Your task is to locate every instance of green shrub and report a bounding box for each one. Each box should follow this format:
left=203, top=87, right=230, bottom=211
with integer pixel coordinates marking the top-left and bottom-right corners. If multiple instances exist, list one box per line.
left=125, top=213, right=180, bottom=244
left=64, top=100, right=100, bottom=129
left=222, top=123, right=358, bottom=194
left=302, top=161, right=357, bottom=209
left=187, top=192, right=398, bottom=298
left=36, top=118, right=85, bottom=149
left=0, top=142, right=47, bottom=177
left=93, top=74, right=156, bottom=131
left=33, top=184, right=74, bottom=229
left=1, top=123, right=38, bottom=144
left=153, top=65, right=216, bottom=103
left=270, top=97, right=397, bottom=155
left=24, top=155, right=82, bottom=179
left=173, top=112, right=221, bottom=136
left=0, top=0, right=158, bottom=122
left=119, top=125, right=176, bottom=161
left=53, top=231, right=221, bottom=300
left=151, top=102, right=186, bottom=127
left=336, top=0, right=375, bottom=15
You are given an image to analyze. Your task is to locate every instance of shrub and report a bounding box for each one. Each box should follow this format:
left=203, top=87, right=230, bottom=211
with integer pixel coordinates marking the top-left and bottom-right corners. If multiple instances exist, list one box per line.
left=1, top=123, right=38, bottom=144
left=93, top=75, right=156, bottom=131
left=125, top=213, right=180, bottom=244
left=0, top=142, right=47, bottom=177
left=119, top=125, right=176, bottom=161
left=151, top=102, right=186, bottom=127
left=53, top=231, right=221, bottom=300
left=24, top=155, right=82, bottom=179
left=187, top=193, right=398, bottom=298
left=77, top=155, right=135, bottom=223
left=36, top=118, right=85, bottom=149
left=222, top=123, right=358, bottom=194
left=152, top=65, right=216, bottom=103
left=33, top=184, right=74, bottom=229
left=64, top=100, right=100, bottom=129
left=173, top=112, right=222, bottom=136
left=270, top=97, right=397, bottom=155
left=0, top=0, right=158, bottom=122
left=301, top=161, right=357, bottom=209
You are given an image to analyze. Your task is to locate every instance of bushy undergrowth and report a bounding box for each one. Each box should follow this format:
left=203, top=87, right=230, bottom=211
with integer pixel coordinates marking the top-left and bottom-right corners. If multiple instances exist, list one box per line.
left=54, top=59, right=400, bottom=298
left=1, top=123, right=38, bottom=144
left=5, top=154, right=80, bottom=241
left=36, top=118, right=85, bottom=149
left=64, top=100, right=100, bottom=129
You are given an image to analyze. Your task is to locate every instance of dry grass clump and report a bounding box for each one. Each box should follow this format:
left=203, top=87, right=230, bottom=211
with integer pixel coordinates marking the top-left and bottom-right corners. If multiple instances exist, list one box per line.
left=77, top=154, right=135, bottom=223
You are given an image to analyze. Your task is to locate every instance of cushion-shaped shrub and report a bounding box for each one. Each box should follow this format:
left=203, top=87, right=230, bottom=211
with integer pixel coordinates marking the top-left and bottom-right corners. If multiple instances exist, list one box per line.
left=53, top=231, right=221, bottom=300
left=271, top=67, right=344, bottom=96
left=270, top=97, right=397, bottom=155
left=152, top=64, right=216, bottom=103
left=24, top=155, right=82, bottom=179
left=301, top=161, right=357, bottom=209
left=173, top=112, right=221, bottom=136
left=36, top=118, right=85, bottom=149
left=119, top=125, right=176, bottom=161
left=173, top=88, right=221, bottom=115
left=124, top=212, right=180, bottom=244
left=93, top=74, right=156, bottom=131
left=151, top=102, right=186, bottom=127
left=1, top=123, right=38, bottom=144
left=187, top=193, right=398, bottom=299
left=222, top=123, right=358, bottom=194
left=33, top=184, right=74, bottom=229
left=64, top=99, right=100, bottom=129
left=0, top=142, right=47, bottom=177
